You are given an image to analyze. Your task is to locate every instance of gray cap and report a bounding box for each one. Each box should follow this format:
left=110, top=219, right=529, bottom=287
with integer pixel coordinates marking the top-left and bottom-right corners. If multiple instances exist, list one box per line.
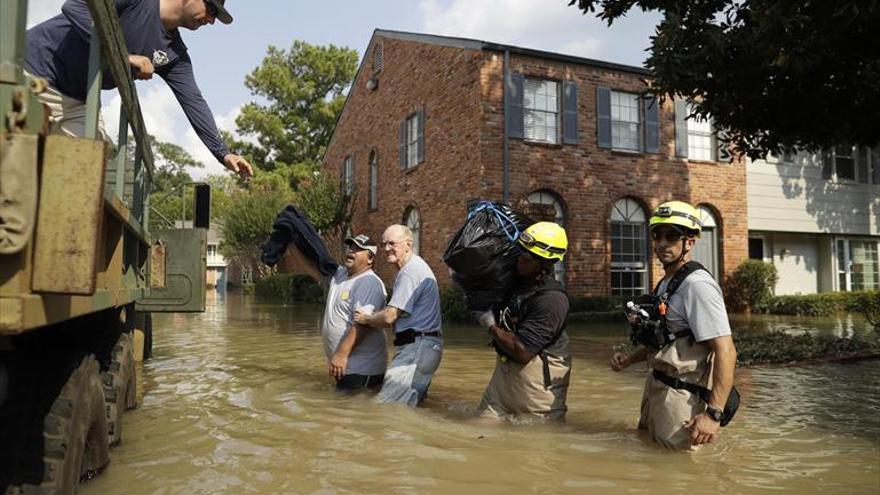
left=345, top=234, right=378, bottom=255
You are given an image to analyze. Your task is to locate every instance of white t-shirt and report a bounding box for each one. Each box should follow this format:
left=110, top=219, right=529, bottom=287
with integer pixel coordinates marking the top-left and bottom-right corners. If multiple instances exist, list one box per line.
left=655, top=268, right=731, bottom=342
left=321, top=266, right=388, bottom=376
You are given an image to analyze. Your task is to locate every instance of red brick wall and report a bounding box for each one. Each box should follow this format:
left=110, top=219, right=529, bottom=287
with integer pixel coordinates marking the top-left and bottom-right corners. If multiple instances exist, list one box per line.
left=324, top=36, right=485, bottom=286
left=325, top=35, right=748, bottom=296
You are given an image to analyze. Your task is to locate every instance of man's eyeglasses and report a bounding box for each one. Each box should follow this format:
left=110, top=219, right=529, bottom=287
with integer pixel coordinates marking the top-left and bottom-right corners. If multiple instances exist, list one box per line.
left=204, top=0, right=218, bottom=17
left=651, top=230, right=686, bottom=243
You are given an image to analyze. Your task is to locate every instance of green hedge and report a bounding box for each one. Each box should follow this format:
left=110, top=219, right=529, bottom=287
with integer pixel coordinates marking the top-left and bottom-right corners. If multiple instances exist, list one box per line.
left=735, top=329, right=880, bottom=366
left=254, top=273, right=324, bottom=303
left=765, top=290, right=880, bottom=320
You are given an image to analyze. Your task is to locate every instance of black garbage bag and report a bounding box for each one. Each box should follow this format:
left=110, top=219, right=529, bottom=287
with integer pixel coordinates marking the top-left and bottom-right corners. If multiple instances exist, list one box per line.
left=443, top=201, right=533, bottom=311
left=260, top=205, right=338, bottom=276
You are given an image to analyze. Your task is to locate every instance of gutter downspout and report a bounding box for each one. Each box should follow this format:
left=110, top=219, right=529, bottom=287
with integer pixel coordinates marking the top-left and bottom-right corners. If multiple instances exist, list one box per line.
left=502, top=49, right=510, bottom=204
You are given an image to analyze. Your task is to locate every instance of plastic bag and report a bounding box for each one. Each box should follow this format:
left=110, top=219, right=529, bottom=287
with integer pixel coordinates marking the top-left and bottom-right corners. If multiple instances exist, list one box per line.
left=443, top=201, right=533, bottom=310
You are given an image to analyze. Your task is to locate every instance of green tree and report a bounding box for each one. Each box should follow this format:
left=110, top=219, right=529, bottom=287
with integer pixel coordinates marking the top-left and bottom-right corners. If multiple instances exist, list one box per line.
left=152, top=139, right=203, bottom=192
left=568, top=1, right=880, bottom=159
left=293, top=170, right=354, bottom=261
left=217, top=176, right=293, bottom=278
left=234, top=41, right=358, bottom=170
left=139, top=136, right=203, bottom=229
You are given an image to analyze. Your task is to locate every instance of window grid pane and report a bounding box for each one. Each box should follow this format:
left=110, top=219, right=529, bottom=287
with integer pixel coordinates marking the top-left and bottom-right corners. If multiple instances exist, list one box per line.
left=687, top=104, right=713, bottom=160
left=611, top=221, right=647, bottom=295
left=406, top=208, right=421, bottom=256
left=850, top=241, right=880, bottom=291
left=406, top=114, right=419, bottom=168
left=611, top=91, right=640, bottom=151
left=524, top=79, right=559, bottom=144
left=343, top=156, right=353, bottom=195
left=369, top=154, right=378, bottom=210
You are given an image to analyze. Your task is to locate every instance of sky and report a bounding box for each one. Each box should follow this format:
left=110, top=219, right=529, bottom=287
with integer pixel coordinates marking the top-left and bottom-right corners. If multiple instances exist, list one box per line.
left=26, top=0, right=661, bottom=179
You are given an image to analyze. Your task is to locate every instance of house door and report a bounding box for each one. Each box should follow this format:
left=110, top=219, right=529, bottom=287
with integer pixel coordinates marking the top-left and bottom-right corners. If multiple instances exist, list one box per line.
left=691, top=206, right=719, bottom=280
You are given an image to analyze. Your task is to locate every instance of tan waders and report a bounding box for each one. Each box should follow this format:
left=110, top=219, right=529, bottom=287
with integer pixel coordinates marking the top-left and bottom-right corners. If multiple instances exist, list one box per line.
left=478, top=351, right=571, bottom=422
left=639, top=337, right=713, bottom=450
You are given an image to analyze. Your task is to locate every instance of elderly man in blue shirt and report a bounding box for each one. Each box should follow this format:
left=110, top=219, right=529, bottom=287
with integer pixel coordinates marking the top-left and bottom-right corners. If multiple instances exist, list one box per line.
left=26, top=0, right=253, bottom=179
left=354, top=224, right=444, bottom=407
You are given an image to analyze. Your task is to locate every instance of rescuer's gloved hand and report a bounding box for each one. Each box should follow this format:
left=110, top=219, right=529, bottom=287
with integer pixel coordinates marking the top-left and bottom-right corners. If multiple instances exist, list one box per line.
left=477, top=310, right=496, bottom=330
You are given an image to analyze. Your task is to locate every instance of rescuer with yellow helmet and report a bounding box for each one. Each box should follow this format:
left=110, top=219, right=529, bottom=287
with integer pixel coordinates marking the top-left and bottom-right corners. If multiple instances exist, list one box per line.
left=612, top=201, right=739, bottom=450
left=476, top=222, right=573, bottom=422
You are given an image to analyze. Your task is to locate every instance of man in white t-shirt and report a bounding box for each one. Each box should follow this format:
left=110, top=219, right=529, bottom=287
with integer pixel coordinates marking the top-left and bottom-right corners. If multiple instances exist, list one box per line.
left=321, top=235, right=388, bottom=391
left=611, top=201, right=738, bottom=450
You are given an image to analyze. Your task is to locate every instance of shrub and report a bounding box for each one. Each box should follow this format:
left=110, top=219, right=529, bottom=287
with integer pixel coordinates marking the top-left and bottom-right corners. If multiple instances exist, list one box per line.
left=764, top=290, right=879, bottom=321
left=440, top=285, right=471, bottom=323
left=725, top=260, right=779, bottom=312
left=765, top=293, right=839, bottom=316
left=735, top=329, right=880, bottom=366
left=848, top=290, right=880, bottom=330
left=255, top=273, right=324, bottom=303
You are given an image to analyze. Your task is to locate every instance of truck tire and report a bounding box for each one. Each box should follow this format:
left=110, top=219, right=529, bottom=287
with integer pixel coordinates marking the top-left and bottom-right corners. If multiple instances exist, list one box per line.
left=39, top=356, right=110, bottom=493
left=101, top=332, right=137, bottom=447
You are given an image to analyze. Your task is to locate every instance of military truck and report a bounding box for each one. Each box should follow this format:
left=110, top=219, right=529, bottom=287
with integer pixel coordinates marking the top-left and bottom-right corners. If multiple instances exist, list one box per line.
left=1, top=0, right=209, bottom=492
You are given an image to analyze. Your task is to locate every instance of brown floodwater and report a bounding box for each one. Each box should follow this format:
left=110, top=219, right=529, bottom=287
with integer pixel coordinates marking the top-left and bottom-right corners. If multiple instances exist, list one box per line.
left=80, top=293, right=880, bottom=494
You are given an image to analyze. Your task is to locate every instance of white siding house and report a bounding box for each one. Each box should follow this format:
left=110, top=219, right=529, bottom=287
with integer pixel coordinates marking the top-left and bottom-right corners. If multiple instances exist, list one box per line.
left=747, top=147, right=880, bottom=294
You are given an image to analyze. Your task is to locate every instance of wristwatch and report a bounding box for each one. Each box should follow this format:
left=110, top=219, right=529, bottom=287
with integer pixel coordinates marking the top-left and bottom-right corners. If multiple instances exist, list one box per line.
left=705, top=405, right=723, bottom=422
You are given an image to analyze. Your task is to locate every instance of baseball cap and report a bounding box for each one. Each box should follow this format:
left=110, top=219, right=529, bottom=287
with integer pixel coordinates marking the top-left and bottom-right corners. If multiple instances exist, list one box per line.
left=345, top=234, right=378, bottom=255
left=206, top=0, right=233, bottom=24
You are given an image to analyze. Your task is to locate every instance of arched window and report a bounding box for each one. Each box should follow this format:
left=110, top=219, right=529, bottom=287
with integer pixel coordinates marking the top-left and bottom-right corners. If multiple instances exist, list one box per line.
left=372, top=42, right=383, bottom=74
left=525, top=190, right=565, bottom=283
left=404, top=206, right=421, bottom=256
left=610, top=198, right=648, bottom=296
left=693, top=205, right=720, bottom=280
left=369, top=150, right=378, bottom=211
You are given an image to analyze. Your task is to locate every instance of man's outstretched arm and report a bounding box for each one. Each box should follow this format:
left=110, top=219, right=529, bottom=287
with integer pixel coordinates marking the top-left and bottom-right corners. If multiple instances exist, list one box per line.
left=159, top=54, right=253, bottom=179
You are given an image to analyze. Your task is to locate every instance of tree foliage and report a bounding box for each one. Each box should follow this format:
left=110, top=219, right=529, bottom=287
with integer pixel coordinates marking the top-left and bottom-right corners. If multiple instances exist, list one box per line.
left=234, top=40, right=358, bottom=170
left=138, top=135, right=204, bottom=229
left=218, top=180, right=292, bottom=278
left=724, top=260, right=779, bottom=313
left=569, top=1, right=880, bottom=158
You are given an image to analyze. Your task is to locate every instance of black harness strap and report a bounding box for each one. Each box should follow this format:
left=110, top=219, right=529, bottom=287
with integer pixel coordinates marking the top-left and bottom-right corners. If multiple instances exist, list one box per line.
left=653, top=261, right=708, bottom=299
left=653, top=261, right=709, bottom=343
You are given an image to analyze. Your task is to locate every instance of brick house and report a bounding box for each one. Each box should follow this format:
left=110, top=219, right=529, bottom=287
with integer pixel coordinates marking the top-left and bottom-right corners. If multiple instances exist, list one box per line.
left=323, top=30, right=748, bottom=298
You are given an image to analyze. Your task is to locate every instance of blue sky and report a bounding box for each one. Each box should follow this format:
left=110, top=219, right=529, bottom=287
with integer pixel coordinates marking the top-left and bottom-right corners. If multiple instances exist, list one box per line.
left=28, top=0, right=660, bottom=177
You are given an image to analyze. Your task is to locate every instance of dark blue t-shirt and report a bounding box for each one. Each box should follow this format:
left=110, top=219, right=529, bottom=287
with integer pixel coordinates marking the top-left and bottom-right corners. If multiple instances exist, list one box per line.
left=25, top=0, right=230, bottom=162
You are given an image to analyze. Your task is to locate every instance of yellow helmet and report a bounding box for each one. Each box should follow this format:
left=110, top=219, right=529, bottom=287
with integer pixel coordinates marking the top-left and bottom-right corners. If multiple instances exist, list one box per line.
left=649, top=201, right=702, bottom=236
left=518, top=222, right=568, bottom=261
